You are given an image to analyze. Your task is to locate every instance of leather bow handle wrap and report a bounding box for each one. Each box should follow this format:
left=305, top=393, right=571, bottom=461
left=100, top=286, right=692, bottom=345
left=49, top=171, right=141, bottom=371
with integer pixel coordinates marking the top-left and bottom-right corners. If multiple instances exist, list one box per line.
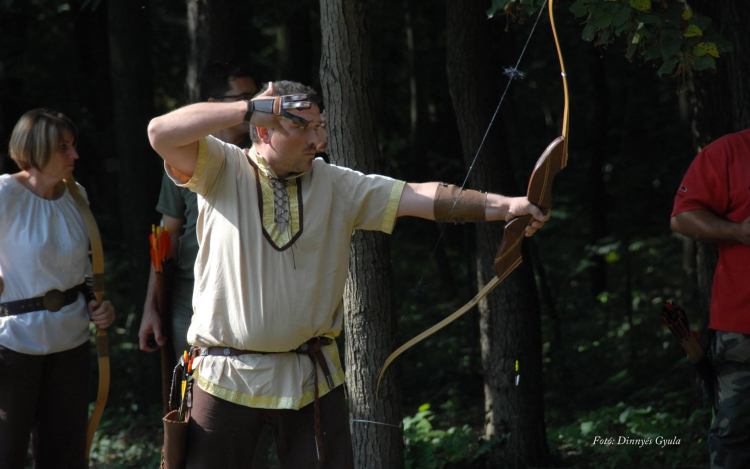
left=376, top=0, right=569, bottom=398
left=64, top=178, right=110, bottom=460
left=494, top=136, right=567, bottom=276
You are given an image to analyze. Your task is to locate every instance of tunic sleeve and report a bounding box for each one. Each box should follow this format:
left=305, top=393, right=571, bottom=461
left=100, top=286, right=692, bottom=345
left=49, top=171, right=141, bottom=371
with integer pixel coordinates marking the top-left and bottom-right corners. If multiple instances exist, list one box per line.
left=166, top=136, right=236, bottom=197
left=326, top=164, right=405, bottom=234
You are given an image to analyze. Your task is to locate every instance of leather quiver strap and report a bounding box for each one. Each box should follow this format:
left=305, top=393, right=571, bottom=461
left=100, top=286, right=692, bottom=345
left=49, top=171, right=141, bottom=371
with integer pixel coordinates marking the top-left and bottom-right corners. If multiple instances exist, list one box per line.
left=161, top=409, right=189, bottom=469
left=434, top=183, right=486, bottom=223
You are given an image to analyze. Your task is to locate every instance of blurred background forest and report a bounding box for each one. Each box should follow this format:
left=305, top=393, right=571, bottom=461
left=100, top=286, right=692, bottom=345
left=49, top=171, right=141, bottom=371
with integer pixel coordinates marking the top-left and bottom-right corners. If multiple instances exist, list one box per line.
left=1, top=0, right=748, bottom=468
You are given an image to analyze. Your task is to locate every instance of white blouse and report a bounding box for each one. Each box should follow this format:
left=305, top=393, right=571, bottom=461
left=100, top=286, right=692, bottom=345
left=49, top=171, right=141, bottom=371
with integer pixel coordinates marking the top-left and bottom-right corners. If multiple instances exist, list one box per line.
left=0, top=174, right=91, bottom=355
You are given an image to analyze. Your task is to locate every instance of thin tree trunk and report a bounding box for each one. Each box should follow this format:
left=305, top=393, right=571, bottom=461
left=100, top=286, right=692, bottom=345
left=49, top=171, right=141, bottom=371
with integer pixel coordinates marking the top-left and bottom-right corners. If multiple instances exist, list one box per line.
left=276, top=0, right=315, bottom=84
left=445, top=1, right=551, bottom=466
left=108, top=0, right=161, bottom=408
left=186, top=0, right=253, bottom=102
left=320, top=1, right=404, bottom=468
left=186, top=0, right=209, bottom=103
left=588, top=49, right=609, bottom=297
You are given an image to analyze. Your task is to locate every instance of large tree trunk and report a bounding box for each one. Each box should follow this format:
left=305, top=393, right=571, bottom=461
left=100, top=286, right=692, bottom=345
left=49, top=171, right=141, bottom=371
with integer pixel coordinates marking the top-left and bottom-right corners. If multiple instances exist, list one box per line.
left=320, top=1, right=404, bottom=468
left=445, top=1, right=551, bottom=467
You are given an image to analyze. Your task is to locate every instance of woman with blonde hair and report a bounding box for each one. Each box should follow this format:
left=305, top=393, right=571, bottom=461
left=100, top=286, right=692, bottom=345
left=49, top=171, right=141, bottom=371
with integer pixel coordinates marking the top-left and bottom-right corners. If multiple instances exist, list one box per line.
left=0, top=109, right=115, bottom=469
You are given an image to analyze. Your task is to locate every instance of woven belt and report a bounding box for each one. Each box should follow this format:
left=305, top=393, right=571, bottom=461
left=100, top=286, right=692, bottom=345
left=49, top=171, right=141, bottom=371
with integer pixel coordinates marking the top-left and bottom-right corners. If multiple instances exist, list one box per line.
left=0, top=282, right=89, bottom=318
left=199, top=336, right=335, bottom=462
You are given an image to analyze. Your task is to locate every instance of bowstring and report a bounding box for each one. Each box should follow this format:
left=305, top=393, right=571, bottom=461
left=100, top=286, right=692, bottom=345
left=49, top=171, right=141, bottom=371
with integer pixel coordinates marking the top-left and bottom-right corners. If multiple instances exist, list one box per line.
left=394, top=1, right=550, bottom=333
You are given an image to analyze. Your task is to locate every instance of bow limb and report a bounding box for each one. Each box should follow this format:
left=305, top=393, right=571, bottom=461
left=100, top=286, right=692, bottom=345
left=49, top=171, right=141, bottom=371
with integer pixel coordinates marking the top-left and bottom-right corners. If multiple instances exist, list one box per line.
left=64, top=178, right=110, bottom=459
left=549, top=0, right=570, bottom=157
left=376, top=0, right=570, bottom=398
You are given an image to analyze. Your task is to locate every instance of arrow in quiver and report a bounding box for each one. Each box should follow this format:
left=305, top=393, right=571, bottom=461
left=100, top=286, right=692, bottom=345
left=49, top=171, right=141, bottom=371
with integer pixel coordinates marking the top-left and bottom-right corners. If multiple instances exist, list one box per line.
left=660, top=301, right=714, bottom=385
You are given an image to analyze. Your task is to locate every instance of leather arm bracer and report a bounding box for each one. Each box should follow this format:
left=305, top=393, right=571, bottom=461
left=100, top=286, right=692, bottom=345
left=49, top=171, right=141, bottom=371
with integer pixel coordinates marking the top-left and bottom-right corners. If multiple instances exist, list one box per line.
left=434, top=183, right=486, bottom=223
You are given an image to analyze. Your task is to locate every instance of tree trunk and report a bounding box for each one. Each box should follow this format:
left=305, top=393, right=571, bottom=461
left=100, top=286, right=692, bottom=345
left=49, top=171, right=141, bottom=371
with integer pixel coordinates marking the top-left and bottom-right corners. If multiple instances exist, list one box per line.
left=108, top=0, right=161, bottom=408
left=276, top=0, right=315, bottom=85
left=186, top=0, right=254, bottom=102
left=445, top=1, right=551, bottom=467
left=588, top=49, right=609, bottom=298
left=108, top=1, right=159, bottom=301
left=320, top=1, right=404, bottom=468
left=186, top=0, right=209, bottom=103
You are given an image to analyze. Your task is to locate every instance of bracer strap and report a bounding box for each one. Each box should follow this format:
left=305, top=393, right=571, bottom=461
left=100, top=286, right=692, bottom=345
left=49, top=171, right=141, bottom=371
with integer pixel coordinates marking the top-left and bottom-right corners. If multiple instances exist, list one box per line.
left=434, top=183, right=487, bottom=223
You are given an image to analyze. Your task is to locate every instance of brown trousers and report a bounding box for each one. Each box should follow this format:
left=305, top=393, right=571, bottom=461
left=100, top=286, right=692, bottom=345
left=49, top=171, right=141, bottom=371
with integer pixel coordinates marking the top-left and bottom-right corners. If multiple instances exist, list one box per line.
left=0, top=342, right=90, bottom=469
left=185, top=384, right=354, bottom=469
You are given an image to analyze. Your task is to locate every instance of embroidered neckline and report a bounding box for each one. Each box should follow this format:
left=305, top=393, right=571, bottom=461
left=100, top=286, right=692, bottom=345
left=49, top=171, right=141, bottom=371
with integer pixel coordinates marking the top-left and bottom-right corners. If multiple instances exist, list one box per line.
left=245, top=147, right=304, bottom=251
left=247, top=147, right=307, bottom=181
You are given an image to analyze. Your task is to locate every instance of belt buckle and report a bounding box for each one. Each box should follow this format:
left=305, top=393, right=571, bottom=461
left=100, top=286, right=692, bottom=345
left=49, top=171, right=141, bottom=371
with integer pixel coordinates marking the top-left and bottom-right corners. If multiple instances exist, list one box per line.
left=43, top=289, right=66, bottom=312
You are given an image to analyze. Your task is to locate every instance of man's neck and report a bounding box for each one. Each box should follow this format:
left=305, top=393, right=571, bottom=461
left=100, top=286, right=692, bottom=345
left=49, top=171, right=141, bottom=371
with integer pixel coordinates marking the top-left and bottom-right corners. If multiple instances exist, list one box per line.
left=253, top=145, right=291, bottom=179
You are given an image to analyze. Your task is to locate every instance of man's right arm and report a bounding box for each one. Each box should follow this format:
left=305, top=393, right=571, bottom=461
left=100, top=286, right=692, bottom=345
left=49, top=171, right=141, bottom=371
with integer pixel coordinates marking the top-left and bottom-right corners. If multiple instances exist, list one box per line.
left=670, top=210, right=750, bottom=246
left=148, top=82, right=291, bottom=177
left=147, top=101, right=249, bottom=178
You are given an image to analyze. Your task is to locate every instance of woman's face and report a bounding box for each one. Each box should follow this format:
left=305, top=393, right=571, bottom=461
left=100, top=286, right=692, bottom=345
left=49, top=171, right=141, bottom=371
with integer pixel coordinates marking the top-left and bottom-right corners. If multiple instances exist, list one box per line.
left=42, top=130, right=78, bottom=180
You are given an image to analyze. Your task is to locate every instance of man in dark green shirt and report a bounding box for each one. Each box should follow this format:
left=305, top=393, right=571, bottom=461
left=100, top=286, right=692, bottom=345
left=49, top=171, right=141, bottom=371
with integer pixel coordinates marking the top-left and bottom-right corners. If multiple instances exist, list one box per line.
left=138, top=62, right=257, bottom=356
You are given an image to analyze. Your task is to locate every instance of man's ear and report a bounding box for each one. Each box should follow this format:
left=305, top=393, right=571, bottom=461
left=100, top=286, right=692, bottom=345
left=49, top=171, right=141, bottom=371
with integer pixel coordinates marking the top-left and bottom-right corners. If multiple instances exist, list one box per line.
left=258, top=127, right=271, bottom=143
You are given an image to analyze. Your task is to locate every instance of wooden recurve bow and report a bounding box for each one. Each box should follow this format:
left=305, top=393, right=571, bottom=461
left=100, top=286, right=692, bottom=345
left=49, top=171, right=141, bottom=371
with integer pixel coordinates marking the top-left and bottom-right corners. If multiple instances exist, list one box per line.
left=65, top=178, right=110, bottom=459
left=376, top=0, right=569, bottom=396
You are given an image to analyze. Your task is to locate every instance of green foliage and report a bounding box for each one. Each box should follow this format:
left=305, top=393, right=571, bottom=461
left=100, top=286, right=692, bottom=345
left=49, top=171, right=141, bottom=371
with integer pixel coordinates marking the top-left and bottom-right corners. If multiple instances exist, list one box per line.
left=487, top=0, right=732, bottom=78
left=569, top=0, right=731, bottom=76
left=403, top=403, right=499, bottom=469
left=551, top=397, right=711, bottom=468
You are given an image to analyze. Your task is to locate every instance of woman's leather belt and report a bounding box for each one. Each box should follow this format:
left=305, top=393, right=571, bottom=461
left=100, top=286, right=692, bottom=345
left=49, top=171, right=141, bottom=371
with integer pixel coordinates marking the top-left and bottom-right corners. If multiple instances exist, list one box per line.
left=197, top=336, right=335, bottom=462
left=0, top=282, right=89, bottom=317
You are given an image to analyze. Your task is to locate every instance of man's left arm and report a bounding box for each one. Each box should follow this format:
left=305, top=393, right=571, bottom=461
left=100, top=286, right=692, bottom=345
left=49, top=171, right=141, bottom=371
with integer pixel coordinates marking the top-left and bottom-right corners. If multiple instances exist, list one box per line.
left=396, top=182, right=549, bottom=236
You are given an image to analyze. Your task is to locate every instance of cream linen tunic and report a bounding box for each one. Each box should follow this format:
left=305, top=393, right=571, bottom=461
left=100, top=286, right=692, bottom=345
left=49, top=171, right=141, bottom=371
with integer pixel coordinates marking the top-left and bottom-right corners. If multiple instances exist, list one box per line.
left=0, top=174, right=91, bottom=355
left=168, top=136, right=405, bottom=409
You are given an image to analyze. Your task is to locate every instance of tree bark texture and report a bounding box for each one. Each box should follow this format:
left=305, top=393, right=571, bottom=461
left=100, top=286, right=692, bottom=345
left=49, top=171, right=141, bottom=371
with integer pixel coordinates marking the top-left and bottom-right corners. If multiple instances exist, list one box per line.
left=186, top=0, right=254, bottom=102
left=186, top=0, right=209, bottom=103
left=445, top=1, right=551, bottom=467
left=108, top=0, right=159, bottom=299
left=685, top=1, right=750, bottom=328
left=108, top=0, right=161, bottom=410
left=276, top=0, right=316, bottom=84
left=320, top=1, right=404, bottom=468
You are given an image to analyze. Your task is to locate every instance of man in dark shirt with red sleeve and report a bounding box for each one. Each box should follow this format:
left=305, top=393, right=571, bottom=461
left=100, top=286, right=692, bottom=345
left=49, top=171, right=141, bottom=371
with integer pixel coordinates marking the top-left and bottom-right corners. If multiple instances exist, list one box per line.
left=671, top=129, right=750, bottom=469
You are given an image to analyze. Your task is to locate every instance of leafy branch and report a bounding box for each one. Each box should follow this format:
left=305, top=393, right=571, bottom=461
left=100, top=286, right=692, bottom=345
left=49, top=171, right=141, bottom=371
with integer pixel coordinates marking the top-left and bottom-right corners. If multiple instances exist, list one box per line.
left=487, top=0, right=732, bottom=77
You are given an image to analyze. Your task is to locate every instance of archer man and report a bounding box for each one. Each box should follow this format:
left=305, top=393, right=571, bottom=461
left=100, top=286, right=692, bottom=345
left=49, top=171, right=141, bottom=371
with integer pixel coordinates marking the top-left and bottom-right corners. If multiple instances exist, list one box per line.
left=146, top=80, right=550, bottom=469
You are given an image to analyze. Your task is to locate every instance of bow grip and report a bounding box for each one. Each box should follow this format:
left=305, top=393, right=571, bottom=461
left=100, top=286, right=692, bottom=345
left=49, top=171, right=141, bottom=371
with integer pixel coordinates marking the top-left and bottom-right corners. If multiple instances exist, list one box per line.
left=527, top=136, right=566, bottom=210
